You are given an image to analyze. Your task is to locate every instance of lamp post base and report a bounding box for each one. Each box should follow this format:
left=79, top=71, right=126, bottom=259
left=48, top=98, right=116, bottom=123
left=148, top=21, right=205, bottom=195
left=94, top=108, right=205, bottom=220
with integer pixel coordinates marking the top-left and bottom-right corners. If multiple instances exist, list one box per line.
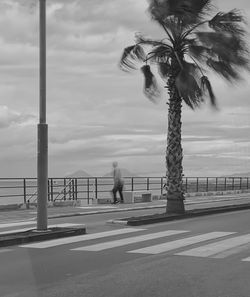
left=37, top=123, right=48, bottom=231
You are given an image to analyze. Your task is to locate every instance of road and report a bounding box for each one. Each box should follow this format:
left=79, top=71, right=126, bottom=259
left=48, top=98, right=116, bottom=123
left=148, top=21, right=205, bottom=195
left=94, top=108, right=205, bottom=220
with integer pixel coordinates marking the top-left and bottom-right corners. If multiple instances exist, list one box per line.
left=1, top=209, right=250, bottom=297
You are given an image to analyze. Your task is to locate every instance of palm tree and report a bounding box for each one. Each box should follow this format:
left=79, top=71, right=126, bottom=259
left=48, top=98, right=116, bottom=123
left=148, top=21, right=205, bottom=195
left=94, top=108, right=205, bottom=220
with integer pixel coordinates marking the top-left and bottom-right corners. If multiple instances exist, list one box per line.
left=119, top=0, right=249, bottom=214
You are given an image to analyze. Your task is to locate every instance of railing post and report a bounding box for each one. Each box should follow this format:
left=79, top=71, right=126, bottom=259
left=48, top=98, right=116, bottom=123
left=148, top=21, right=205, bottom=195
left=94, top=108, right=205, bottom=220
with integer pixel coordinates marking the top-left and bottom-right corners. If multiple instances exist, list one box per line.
left=63, top=178, right=66, bottom=200
left=232, top=178, right=234, bottom=190
left=224, top=177, right=227, bottom=191
left=147, top=178, right=149, bottom=190
left=160, top=177, right=163, bottom=195
left=75, top=178, right=78, bottom=200
left=215, top=177, right=218, bottom=191
left=131, top=177, right=134, bottom=191
left=23, top=178, right=27, bottom=204
left=196, top=177, right=199, bottom=192
left=185, top=177, right=188, bottom=193
left=68, top=179, right=71, bottom=199
left=50, top=178, right=53, bottom=201
left=70, top=179, right=74, bottom=200
left=87, top=178, right=90, bottom=204
left=95, top=178, right=98, bottom=199
left=47, top=179, right=50, bottom=201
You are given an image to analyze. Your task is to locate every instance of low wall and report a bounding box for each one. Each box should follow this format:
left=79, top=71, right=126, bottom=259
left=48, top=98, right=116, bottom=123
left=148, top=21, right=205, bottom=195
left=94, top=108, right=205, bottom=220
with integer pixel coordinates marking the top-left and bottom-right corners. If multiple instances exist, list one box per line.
left=0, top=189, right=250, bottom=210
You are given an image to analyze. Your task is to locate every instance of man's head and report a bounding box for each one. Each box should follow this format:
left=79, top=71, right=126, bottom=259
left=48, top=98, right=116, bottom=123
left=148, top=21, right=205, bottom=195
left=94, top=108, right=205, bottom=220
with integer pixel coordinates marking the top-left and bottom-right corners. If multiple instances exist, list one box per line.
left=112, top=161, right=118, bottom=168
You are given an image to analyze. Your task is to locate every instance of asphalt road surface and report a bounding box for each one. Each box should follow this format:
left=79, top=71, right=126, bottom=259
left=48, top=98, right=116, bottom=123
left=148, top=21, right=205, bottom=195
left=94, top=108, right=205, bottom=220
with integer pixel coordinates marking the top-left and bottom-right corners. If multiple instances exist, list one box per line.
left=1, top=209, right=250, bottom=297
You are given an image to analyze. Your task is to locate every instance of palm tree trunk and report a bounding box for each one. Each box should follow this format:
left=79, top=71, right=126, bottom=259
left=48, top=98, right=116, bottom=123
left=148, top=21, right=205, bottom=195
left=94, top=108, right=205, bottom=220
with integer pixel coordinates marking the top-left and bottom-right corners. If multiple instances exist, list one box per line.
left=165, top=67, right=185, bottom=214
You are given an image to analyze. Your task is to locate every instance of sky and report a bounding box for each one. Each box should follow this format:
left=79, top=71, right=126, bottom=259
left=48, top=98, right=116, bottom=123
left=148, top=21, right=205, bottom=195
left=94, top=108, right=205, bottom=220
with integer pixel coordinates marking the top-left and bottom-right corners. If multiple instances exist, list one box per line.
left=0, top=0, right=250, bottom=178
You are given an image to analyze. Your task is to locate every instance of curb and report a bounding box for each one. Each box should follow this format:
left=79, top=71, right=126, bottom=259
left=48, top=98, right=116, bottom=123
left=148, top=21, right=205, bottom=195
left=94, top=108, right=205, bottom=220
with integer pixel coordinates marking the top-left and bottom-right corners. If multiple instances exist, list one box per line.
left=108, top=203, right=250, bottom=226
left=0, top=204, right=21, bottom=211
left=48, top=197, right=250, bottom=219
left=0, top=225, right=86, bottom=247
left=106, top=219, right=128, bottom=225
left=48, top=205, right=167, bottom=219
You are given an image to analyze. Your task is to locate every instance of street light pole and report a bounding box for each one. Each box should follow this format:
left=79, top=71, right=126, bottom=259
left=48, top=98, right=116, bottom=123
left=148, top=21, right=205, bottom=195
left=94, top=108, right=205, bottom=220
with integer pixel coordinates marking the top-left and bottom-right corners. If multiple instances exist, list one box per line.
left=37, top=0, right=48, bottom=230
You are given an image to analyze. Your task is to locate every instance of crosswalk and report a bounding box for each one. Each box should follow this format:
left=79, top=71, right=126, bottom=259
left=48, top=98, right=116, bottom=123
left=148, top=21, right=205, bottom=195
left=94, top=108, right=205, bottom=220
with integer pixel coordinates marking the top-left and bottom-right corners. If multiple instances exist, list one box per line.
left=2, top=226, right=250, bottom=263
left=15, top=227, right=250, bottom=263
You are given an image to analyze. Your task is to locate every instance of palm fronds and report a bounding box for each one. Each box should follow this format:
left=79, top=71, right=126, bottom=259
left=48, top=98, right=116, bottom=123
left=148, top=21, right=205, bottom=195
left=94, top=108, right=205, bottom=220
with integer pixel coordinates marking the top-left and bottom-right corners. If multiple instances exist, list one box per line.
left=187, top=39, right=211, bottom=60
left=119, top=45, right=137, bottom=71
left=134, top=45, right=146, bottom=62
left=148, top=0, right=212, bottom=25
left=135, top=33, right=165, bottom=47
left=141, top=65, right=161, bottom=102
left=175, top=62, right=218, bottom=108
left=119, top=45, right=146, bottom=71
left=120, top=1, right=250, bottom=110
left=195, top=31, right=250, bottom=71
left=200, top=76, right=216, bottom=106
left=206, top=58, right=240, bottom=81
left=158, top=62, right=171, bottom=79
left=209, top=9, right=245, bottom=35
left=175, top=62, right=203, bottom=108
left=196, top=31, right=231, bottom=48
left=146, top=45, right=172, bottom=63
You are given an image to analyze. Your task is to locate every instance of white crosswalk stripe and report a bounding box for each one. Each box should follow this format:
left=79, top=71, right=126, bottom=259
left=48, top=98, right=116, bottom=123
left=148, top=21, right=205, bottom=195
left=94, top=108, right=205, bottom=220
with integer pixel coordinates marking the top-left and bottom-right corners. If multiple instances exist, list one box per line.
left=241, top=256, right=250, bottom=262
left=0, top=221, right=36, bottom=229
left=176, top=234, right=250, bottom=258
left=127, top=232, right=234, bottom=255
left=211, top=243, right=250, bottom=259
left=0, top=248, right=12, bottom=254
left=19, top=228, right=145, bottom=249
left=71, top=230, right=189, bottom=252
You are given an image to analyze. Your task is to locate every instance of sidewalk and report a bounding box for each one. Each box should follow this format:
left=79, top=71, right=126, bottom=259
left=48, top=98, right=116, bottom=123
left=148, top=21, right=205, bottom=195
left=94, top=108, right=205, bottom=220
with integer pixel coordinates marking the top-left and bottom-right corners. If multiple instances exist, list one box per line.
left=0, top=192, right=249, bottom=223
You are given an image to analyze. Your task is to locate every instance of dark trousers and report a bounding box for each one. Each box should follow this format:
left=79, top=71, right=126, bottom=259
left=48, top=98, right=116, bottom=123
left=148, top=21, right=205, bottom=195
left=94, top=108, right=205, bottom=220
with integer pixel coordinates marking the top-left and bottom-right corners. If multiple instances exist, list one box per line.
left=112, top=184, right=124, bottom=202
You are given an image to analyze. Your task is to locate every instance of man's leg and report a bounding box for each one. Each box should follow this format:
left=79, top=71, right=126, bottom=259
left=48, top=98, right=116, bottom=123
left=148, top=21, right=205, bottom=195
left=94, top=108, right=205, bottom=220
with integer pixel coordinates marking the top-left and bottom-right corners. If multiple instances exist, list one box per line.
left=118, top=185, right=124, bottom=202
left=112, top=187, right=118, bottom=204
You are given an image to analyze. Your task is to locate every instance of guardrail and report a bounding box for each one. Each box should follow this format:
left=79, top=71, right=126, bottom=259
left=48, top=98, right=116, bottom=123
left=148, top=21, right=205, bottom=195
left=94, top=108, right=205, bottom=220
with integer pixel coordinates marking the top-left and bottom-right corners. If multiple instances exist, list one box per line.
left=0, top=176, right=249, bottom=205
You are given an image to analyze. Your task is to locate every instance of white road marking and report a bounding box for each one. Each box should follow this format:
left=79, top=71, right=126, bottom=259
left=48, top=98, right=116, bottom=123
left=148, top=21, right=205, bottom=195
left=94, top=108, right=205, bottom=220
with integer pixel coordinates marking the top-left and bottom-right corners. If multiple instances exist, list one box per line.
left=76, top=206, right=116, bottom=209
left=212, top=243, right=250, bottom=259
left=19, top=228, right=145, bottom=249
left=0, top=223, right=82, bottom=235
left=48, top=223, right=82, bottom=228
left=71, top=230, right=189, bottom=252
left=0, top=221, right=36, bottom=229
left=128, top=232, right=234, bottom=255
left=0, top=249, right=12, bottom=253
left=241, top=256, right=250, bottom=262
left=0, top=227, right=35, bottom=235
left=176, top=234, right=250, bottom=258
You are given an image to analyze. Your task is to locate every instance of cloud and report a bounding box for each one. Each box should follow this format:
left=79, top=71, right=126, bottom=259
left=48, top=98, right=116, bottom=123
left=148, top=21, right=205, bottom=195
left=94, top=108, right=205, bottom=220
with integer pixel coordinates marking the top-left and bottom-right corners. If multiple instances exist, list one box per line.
left=0, top=105, right=35, bottom=128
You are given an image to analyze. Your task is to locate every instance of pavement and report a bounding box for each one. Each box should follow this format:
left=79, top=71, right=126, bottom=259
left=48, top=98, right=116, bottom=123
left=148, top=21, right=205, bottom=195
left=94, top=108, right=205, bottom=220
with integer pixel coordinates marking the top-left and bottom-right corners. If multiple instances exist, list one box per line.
left=0, top=191, right=250, bottom=246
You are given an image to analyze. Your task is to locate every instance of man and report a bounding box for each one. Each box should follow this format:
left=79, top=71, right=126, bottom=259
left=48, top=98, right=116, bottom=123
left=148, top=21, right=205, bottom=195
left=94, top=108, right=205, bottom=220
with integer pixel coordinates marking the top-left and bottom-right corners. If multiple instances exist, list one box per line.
left=111, top=161, right=124, bottom=204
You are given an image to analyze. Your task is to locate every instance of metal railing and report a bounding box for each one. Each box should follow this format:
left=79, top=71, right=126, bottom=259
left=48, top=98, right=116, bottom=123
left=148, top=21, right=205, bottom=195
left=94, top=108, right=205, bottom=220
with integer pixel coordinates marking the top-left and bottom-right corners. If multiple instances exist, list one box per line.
left=0, top=176, right=249, bottom=205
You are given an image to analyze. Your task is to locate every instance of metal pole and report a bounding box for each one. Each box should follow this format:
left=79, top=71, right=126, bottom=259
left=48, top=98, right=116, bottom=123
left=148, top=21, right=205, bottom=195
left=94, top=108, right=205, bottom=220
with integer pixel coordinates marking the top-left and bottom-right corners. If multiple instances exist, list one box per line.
left=23, top=178, right=27, bottom=204
left=95, top=178, right=98, bottom=199
left=87, top=178, right=90, bottom=204
left=37, top=0, right=48, bottom=230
